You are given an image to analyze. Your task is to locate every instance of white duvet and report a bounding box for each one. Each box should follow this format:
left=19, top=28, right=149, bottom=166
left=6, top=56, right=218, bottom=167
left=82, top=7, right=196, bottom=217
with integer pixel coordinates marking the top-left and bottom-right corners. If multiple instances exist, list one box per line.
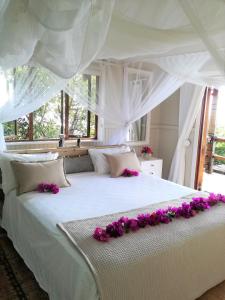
left=2, top=172, right=195, bottom=300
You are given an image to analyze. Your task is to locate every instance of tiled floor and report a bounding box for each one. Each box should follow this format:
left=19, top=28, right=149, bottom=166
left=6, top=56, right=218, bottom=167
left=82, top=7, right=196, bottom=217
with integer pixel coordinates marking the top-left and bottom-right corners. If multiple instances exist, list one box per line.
left=202, top=172, right=225, bottom=194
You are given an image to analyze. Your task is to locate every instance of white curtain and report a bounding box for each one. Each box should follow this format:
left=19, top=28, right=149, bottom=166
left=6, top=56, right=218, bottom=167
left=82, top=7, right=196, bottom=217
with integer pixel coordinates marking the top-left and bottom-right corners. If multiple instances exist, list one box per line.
left=0, top=1, right=115, bottom=150
left=1, top=0, right=225, bottom=84
left=168, top=83, right=205, bottom=185
left=1, top=0, right=225, bottom=151
left=65, top=63, right=184, bottom=144
left=0, top=66, right=67, bottom=150
left=0, top=0, right=115, bottom=78
left=1, top=0, right=225, bottom=83
left=0, top=66, right=67, bottom=123
left=98, top=0, right=225, bottom=87
left=107, top=65, right=184, bottom=144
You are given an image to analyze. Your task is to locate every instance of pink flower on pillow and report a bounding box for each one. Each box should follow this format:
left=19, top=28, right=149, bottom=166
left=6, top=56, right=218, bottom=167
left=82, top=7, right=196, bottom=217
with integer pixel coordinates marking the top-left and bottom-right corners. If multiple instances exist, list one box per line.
left=122, top=168, right=139, bottom=177
left=37, top=183, right=59, bottom=194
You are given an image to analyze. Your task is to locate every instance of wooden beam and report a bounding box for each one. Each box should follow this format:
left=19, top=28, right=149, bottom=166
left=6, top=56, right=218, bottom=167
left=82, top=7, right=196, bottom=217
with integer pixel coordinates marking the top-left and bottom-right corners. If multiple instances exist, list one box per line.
left=64, top=92, right=69, bottom=139
left=87, top=75, right=91, bottom=137
left=60, top=90, right=64, bottom=135
left=214, top=137, right=225, bottom=143
left=195, top=88, right=212, bottom=190
left=95, top=75, right=99, bottom=139
left=28, top=113, right=33, bottom=140
left=213, top=154, right=225, bottom=162
left=5, top=145, right=125, bottom=156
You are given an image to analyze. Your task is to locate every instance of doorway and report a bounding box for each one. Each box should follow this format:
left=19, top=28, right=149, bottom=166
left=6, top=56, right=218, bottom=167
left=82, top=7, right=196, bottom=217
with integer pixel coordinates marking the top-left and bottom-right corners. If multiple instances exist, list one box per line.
left=195, top=87, right=225, bottom=193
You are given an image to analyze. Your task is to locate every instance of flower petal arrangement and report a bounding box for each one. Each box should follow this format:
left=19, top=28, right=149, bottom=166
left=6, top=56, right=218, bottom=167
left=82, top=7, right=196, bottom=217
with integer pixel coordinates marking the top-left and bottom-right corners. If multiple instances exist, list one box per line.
left=37, top=183, right=59, bottom=194
left=93, top=193, right=225, bottom=242
left=122, top=168, right=139, bottom=177
left=141, top=146, right=153, bottom=155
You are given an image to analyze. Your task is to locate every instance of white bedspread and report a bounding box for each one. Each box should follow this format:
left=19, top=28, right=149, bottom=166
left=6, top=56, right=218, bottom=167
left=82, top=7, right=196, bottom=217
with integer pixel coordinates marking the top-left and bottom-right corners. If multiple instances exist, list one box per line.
left=2, top=172, right=195, bottom=300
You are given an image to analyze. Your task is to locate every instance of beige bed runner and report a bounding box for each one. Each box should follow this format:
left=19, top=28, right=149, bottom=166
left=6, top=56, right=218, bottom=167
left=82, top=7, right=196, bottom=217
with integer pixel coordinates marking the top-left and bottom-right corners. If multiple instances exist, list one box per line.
left=58, top=193, right=225, bottom=300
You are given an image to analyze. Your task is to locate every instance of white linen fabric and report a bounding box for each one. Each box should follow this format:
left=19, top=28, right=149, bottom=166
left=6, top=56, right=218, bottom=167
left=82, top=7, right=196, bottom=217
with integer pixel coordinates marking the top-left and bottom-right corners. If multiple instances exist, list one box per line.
left=2, top=0, right=224, bottom=85
left=168, top=83, right=205, bottom=185
left=0, top=0, right=115, bottom=77
left=1, top=1, right=225, bottom=146
left=88, top=146, right=130, bottom=174
left=0, top=152, right=58, bottom=195
left=106, top=64, right=184, bottom=144
left=0, top=0, right=115, bottom=150
left=2, top=172, right=194, bottom=300
left=66, top=63, right=183, bottom=144
left=0, top=66, right=67, bottom=123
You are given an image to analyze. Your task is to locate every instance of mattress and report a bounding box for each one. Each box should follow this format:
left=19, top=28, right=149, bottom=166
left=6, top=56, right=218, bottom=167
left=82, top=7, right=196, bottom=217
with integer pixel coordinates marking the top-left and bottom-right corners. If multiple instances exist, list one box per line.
left=2, top=172, right=195, bottom=300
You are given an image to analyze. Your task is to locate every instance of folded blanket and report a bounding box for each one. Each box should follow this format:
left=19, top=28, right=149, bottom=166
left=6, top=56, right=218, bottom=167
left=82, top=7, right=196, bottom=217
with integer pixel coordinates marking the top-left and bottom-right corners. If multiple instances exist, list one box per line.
left=58, top=193, right=225, bottom=300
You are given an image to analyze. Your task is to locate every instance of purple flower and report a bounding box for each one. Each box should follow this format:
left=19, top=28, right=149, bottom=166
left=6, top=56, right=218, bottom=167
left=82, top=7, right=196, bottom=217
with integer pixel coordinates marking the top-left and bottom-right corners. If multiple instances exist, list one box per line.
left=93, top=227, right=109, bottom=242
left=166, top=207, right=179, bottom=218
left=137, top=214, right=150, bottom=228
left=219, top=194, right=225, bottom=203
left=93, top=193, right=225, bottom=242
left=37, top=182, right=59, bottom=194
left=118, top=216, right=129, bottom=224
left=106, top=222, right=124, bottom=238
left=148, top=212, right=159, bottom=226
left=190, top=198, right=210, bottom=211
left=128, top=219, right=139, bottom=231
left=122, top=169, right=139, bottom=177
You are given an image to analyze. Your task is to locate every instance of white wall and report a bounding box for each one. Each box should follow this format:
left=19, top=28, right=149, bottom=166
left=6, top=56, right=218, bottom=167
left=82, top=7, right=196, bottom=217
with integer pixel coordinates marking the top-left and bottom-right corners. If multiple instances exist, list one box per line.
left=150, top=88, right=201, bottom=188
left=150, top=90, right=180, bottom=179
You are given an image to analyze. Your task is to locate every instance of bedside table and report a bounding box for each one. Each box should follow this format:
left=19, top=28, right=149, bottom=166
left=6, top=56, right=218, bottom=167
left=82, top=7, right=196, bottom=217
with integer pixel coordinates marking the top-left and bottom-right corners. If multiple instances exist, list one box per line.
left=139, top=156, right=163, bottom=177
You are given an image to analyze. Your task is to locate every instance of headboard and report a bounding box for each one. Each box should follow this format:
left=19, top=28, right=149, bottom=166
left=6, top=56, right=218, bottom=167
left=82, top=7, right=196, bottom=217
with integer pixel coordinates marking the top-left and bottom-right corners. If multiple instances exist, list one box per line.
left=5, top=145, right=125, bottom=157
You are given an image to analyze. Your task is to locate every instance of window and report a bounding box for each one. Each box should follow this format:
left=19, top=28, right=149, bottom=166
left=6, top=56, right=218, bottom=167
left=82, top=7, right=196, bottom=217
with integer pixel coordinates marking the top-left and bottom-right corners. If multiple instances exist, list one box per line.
left=126, top=68, right=151, bottom=142
left=127, top=114, right=148, bottom=142
left=4, top=74, right=99, bottom=141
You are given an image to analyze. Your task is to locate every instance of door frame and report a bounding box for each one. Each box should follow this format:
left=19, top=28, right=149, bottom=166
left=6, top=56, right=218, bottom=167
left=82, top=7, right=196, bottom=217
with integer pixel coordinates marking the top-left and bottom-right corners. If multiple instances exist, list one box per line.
left=194, top=88, right=213, bottom=190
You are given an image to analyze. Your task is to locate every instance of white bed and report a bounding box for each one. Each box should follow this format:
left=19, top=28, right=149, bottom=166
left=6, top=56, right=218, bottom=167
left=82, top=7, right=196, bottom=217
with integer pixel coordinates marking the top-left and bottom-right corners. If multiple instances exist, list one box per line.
left=1, top=171, right=198, bottom=300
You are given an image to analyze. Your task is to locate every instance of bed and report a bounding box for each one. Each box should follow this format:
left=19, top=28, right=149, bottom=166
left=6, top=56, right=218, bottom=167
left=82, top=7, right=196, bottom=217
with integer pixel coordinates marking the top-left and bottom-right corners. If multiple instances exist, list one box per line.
left=2, top=170, right=225, bottom=300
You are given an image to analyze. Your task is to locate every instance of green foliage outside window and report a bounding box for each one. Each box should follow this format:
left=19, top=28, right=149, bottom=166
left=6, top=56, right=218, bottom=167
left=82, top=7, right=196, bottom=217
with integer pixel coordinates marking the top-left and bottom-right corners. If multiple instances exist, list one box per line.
left=214, top=126, right=225, bottom=165
left=215, top=142, right=225, bottom=165
left=4, top=73, right=98, bottom=141
left=4, top=117, right=29, bottom=140
left=33, top=94, right=61, bottom=139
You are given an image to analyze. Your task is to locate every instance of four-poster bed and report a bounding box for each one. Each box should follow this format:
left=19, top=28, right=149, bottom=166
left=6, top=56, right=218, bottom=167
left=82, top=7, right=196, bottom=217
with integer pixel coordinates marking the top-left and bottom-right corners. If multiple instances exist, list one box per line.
left=0, top=147, right=225, bottom=299
left=1, top=1, right=225, bottom=299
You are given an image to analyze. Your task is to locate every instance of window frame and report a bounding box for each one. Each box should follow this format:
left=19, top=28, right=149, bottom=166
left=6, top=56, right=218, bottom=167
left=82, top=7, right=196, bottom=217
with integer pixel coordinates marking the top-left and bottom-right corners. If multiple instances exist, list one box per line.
left=125, top=67, right=152, bottom=145
left=4, top=74, right=99, bottom=142
left=126, top=112, right=151, bottom=146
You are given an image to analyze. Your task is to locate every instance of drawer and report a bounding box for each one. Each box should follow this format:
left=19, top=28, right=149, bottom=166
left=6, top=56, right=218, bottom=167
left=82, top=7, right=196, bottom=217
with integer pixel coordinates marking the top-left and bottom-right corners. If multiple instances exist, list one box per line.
left=140, top=159, right=162, bottom=177
left=142, top=169, right=158, bottom=176
left=142, top=168, right=161, bottom=177
left=141, top=160, right=161, bottom=169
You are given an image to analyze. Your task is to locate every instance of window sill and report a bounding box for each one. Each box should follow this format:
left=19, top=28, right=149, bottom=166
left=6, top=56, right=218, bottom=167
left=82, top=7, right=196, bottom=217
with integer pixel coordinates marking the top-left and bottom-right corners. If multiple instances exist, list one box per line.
left=126, top=140, right=150, bottom=146
left=6, top=139, right=102, bottom=148
left=6, top=139, right=148, bottom=150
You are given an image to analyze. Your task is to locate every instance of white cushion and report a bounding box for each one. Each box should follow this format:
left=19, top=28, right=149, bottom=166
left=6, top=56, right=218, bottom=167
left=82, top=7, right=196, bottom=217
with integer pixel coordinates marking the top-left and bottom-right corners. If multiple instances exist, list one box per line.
left=88, top=146, right=130, bottom=174
left=0, top=152, right=58, bottom=195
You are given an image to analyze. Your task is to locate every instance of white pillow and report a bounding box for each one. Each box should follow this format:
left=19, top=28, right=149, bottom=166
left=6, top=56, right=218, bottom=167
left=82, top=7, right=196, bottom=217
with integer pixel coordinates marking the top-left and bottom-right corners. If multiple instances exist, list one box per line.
left=88, top=146, right=130, bottom=174
left=0, top=152, right=58, bottom=195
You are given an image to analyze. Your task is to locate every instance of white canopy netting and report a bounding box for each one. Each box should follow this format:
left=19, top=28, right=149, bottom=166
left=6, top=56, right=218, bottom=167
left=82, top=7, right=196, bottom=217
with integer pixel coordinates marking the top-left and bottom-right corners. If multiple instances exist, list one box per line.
left=0, top=0, right=225, bottom=184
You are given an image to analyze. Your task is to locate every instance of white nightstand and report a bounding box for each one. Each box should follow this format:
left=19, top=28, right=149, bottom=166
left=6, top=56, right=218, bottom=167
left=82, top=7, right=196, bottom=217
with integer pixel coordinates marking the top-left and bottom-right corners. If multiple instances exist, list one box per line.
left=139, top=156, right=163, bottom=177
